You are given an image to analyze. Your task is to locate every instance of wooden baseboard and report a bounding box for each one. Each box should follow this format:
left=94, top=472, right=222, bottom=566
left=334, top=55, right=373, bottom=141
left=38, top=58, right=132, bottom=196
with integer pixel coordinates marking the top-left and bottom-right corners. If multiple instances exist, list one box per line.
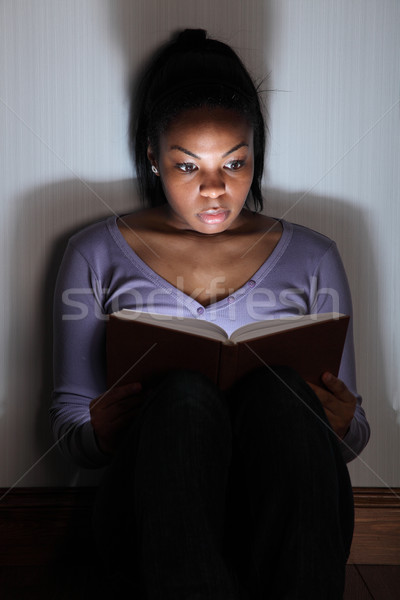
left=348, top=487, right=400, bottom=565
left=0, top=487, right=399, bottom=566
left=0, top=487, right=96, bottom=567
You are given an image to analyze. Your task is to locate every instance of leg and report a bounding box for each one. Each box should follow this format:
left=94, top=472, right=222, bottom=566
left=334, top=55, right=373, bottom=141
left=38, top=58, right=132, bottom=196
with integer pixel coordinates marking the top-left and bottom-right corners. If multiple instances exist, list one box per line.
left=93, top=370, right=239, bottom=600
left=224, top=366, right=354, bottom=600
left=135, top=370, right=239, bottom=599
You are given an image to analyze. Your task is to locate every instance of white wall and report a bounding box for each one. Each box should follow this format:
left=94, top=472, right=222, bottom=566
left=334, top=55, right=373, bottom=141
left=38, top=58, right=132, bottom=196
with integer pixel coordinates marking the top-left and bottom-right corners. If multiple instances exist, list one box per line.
left=0, top=0, right=398, bottom=488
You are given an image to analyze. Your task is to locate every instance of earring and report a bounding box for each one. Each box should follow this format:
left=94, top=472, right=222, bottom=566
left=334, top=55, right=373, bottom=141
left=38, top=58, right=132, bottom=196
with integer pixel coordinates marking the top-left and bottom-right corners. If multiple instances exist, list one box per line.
left=151, top=165, right=158, bottom=175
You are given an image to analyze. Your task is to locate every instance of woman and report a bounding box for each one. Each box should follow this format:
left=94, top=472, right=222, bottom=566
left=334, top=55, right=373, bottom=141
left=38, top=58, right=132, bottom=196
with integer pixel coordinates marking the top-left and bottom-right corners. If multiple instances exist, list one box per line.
left=51, top=29, right=370, bottom=599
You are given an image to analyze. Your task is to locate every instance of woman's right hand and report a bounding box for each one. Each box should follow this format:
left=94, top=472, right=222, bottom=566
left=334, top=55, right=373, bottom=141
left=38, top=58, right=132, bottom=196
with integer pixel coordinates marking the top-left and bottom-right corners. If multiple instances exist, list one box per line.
left=90, top=382, right=146, bottom=456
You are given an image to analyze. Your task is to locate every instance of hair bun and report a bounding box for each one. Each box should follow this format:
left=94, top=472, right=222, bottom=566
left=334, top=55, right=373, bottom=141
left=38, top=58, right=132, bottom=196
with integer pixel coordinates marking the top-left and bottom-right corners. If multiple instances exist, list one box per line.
left=176, top=29, right=207, bottom=48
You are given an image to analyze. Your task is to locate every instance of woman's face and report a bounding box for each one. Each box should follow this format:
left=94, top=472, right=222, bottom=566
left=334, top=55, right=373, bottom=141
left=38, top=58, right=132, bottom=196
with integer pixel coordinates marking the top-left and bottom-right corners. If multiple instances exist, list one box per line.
left=149, top=107, right=254, bottom=234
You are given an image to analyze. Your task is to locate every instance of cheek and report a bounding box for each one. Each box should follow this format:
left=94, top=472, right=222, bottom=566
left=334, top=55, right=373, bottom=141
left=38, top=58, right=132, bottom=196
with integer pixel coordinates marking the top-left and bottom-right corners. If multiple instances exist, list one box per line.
left=230, top=170, right=254, bottom=193
left=160, top=175, right=191, bottom=206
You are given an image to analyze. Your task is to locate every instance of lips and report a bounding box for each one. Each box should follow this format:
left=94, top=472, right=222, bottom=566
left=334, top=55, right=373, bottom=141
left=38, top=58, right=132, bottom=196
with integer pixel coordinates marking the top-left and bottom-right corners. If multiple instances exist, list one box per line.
left=197, top=208, right=230, bottom=224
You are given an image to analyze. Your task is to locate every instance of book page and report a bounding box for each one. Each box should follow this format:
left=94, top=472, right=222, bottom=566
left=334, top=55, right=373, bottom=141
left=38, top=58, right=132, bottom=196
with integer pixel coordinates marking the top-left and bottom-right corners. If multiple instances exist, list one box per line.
left=112, top=309, right=229, bottom=341
left=230, top=313, right=346, bottom=343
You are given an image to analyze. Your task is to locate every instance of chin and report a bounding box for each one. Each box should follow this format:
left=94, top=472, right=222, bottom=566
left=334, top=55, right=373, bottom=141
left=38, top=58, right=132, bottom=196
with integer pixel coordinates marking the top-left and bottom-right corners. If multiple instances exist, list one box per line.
left=194, top=221, right=231, bottom=235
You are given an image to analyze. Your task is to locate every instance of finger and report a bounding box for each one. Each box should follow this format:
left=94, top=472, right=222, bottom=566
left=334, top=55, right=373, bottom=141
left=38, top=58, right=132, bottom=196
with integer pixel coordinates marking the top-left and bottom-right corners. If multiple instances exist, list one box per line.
left=108, top=382, right=143, bottom=399
left=305, top=388, right=341, bottom=430
left=98, top=399, right=144, bottom=419
left=306, top=381, right=320, bottom=395
left=306, top=382, right=334, bottom=405
left=91, top=404, right=143, bottom=430
left=319, top=404, right=336, bottom=419
left=321, top=373, right=352, bottom=402
left=92, top=396, right=145, bottom=418
left=104, top=392, right=145, bottom=410
left=102, top=408, right=143, bottom=429
left=91, top=382, right=143, bottom=409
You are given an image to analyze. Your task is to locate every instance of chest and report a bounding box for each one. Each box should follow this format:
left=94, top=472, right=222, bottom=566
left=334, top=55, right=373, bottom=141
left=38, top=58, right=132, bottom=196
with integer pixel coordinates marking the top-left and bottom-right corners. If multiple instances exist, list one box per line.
left=117, top=212, right=283, bottom=307
left=136, top=237, right=277, bottom=306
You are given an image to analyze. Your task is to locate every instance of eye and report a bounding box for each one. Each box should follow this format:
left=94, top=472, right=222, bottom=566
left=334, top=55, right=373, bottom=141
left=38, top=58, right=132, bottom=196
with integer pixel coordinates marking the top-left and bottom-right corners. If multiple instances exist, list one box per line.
left=176, top=162, right=198, bottom=173
left=225, top=159, right=245, bottom=171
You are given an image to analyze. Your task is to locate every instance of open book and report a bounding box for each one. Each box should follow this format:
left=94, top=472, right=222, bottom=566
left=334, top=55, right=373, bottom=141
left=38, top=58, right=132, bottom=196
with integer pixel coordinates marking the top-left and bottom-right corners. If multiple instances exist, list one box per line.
left=106, top=310, right=349, bottom=391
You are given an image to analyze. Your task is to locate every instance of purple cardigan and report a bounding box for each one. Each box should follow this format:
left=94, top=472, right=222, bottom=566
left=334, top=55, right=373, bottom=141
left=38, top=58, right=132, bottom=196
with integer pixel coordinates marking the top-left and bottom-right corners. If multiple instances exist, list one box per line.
left=50, top=216, right=370, bottom=467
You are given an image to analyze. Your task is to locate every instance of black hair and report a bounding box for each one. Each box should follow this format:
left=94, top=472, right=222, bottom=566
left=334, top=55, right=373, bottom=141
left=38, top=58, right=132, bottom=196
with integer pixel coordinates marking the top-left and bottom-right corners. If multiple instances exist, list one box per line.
left=129, top=29, right=267, bottom=211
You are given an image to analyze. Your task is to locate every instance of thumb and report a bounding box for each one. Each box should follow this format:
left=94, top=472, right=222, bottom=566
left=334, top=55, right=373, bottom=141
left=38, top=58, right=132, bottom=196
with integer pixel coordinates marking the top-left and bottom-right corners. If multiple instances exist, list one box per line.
left=321, top=372, right=347, bottom=396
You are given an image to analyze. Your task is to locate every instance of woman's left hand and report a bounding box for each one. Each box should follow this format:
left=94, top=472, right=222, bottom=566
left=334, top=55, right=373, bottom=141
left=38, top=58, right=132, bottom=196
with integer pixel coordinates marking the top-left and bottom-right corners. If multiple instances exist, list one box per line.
left=307, top=373, right=357, bottom=439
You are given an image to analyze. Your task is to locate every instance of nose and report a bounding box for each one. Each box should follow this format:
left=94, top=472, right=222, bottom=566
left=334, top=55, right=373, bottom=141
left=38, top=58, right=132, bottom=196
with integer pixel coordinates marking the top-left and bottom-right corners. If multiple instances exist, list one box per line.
left=199, top=172, right=225, bottom=198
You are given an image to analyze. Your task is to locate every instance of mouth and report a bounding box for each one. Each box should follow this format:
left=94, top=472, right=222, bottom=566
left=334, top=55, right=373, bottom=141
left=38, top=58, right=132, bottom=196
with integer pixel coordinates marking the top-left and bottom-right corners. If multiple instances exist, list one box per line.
left=197, top=208, right=230, bottom=224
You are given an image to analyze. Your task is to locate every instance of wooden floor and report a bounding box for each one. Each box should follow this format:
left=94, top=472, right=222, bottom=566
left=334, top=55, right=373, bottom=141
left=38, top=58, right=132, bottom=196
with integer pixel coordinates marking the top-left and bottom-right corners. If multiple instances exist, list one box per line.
left=1, top=487, right=399, bottom=598
left=1, top=564, right=400, bottom=599
left=345, top=565, right=400, bottom=599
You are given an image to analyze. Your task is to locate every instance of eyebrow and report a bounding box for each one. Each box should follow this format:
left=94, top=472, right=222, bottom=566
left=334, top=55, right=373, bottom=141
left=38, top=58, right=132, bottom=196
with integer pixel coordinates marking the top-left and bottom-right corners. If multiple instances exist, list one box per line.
left=170, top=142, right=248, bottom=159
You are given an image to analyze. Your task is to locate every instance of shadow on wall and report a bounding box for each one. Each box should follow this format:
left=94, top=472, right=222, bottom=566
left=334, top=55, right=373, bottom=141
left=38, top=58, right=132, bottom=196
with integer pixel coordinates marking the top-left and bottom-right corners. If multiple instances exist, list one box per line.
left=264, top=186, right=394, bottom=478
left=108, top=0, right=273, bottom=126
left=6, top=178, right=140, bottom=486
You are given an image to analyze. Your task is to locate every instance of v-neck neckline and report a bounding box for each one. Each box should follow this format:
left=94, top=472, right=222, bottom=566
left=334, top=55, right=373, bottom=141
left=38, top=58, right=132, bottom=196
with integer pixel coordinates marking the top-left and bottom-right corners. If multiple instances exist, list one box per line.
left=107, top=215, right=293, bottom=311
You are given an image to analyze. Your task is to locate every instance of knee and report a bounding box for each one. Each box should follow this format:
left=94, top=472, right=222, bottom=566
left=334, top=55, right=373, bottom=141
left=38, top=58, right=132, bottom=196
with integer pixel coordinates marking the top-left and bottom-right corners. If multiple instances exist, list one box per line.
left=138, top=370, right=233, bottom=452
left=250, top=365, right=301, bottom=388
left=143, top=369, right=229, bottom=422
left=235, top=365, right=306, bottom=403
left=231, top=365, right=324, bottom=421
left=151, top=369, right=218, bottom=404
left=156, top=368, right=216, bottom=395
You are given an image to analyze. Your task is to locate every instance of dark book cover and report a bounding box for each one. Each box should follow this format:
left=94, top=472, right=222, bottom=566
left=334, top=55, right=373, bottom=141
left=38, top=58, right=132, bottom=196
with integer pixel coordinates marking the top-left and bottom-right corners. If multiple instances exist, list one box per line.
left=107, top=313, right=349, bottom=391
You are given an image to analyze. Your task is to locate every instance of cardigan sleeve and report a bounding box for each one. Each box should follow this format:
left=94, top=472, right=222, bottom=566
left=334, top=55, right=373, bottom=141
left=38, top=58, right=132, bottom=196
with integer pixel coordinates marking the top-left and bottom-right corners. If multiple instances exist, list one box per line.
left=50, top=241, right=111, bottom=468
left=310, top=242, right=370, bottom=462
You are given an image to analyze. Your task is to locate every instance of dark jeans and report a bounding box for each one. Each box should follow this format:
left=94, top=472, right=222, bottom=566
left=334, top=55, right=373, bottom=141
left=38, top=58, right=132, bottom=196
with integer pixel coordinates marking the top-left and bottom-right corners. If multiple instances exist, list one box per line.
left=92, top=367, right=354, bottom=599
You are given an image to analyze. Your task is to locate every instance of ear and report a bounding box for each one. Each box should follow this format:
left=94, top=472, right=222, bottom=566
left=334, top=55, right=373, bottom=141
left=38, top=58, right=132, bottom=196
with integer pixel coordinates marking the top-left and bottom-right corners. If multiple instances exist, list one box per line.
left=147, top=144, right=158, bottom=172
